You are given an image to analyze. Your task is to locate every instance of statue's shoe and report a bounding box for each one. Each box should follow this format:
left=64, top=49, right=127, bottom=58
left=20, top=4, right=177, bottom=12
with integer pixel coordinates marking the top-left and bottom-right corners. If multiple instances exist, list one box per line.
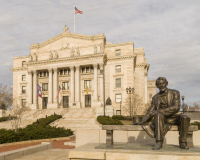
left=152, top=142, right=163, bottom=150
left=180, top=143, right=189, bottom=149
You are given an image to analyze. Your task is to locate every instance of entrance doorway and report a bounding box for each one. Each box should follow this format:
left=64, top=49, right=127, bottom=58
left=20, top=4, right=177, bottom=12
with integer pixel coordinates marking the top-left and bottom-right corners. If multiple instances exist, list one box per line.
left=42, top=97, right=48, bottom=109
left=63, top=96, right=69, bottom=108
left=85, top=95, right=91, bottom=107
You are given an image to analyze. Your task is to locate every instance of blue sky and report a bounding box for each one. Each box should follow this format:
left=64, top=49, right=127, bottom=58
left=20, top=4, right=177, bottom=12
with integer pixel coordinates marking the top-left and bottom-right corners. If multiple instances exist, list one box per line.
left=1, top=0, right=200, bottom=106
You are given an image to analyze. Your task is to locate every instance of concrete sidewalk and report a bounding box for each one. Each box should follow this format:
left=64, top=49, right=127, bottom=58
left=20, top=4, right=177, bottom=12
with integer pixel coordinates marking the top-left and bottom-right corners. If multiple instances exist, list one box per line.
left=13, top=149, right=71, bottom=160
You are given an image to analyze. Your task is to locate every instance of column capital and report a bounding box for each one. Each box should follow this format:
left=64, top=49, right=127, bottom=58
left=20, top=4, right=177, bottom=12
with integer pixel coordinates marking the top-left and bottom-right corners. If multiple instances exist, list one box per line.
left=70, top=66, right=75, bottom=71
left=48, top=68, right=53, bottom=73
left=99, top=63, right=104, bottom=69
left=33, top=70, right=37, bottom=74
left=28, top=70, right=32, bottom=75
left=75, top=65, right=80, bottom=70
left=93, top=64, right=98, bottom=68
left=53, top=68, right=58, bottom=72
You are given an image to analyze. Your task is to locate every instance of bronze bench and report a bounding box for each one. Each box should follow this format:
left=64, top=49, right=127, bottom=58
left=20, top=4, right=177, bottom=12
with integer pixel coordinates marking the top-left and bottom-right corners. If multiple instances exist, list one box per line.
left=102, top=125, right=198, bottom=148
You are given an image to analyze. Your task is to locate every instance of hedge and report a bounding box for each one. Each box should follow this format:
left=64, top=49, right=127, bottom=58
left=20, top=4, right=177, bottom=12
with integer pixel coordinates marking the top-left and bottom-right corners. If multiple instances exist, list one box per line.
left=32, top=114, right=62, bottom=126
left=0, top=116, right=16, bottom=122
left=97, top=116, right=123, bottom=125
left=112, top=115, right=125, bottom=120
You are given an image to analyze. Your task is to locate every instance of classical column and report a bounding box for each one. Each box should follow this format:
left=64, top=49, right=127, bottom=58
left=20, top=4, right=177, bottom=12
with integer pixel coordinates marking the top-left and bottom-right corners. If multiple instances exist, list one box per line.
left=48, top=68, right=53, bottom=105
left=93, top=64, right=98, bottom=101
left=144, top=72, right=148, bottom=104
left=75, top=66, right=80, bottom=104
left=53, top=68, right=58, bottom=106
left=28, top=70, right=33, bottom=105
left=33, top=70, right=38, bottom=109
left=70, top=66, right=75, bottom=104
left=99, top=64, right=104, bottom=102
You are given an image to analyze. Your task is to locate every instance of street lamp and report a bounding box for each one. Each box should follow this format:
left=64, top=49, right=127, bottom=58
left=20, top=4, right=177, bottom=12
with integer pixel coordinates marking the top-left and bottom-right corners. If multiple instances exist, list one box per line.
left=126, top=87, right=134, bottom=117
left=181, top=95, right=185, bottom=114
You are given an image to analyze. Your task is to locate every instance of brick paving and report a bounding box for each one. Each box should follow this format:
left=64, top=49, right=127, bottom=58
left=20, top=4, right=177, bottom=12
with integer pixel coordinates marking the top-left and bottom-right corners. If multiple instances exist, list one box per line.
left=0, top=138, right=75, bottom=153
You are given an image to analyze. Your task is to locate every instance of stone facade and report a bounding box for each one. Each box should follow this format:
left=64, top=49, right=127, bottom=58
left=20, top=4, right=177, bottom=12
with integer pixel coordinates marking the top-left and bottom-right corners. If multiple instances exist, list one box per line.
left=10, top=26, right=154, bottom=115
left=147, top=80, right=157, bottom=103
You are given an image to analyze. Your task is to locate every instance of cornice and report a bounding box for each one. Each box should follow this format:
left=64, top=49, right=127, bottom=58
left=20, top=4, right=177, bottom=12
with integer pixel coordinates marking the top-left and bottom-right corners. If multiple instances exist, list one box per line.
left=135, top=63, right=150, bottom=69
left=107, top=55, right=135, bottom=62
left=29, top=33, right=105, bottom=50
left=10, top=67, right=28, bottom=72
left=26, top=53, right=106, bottom=67
left=13, top=56, right=29, bottom=60
left=105, top=41, right=133, bottom=48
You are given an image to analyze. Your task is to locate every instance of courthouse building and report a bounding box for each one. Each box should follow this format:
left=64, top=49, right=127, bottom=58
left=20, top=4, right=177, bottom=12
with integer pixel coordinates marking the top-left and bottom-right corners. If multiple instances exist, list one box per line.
left=10, top=26, right=153, bottom=115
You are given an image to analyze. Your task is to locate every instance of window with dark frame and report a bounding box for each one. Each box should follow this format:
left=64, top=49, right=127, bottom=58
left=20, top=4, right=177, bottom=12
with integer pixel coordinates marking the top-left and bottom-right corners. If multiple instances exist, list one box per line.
left=40, top=72, right=43, bottom=77
left=115, top=65, right=121, bottom=72
left=64, top=69, right=67, bottom=75
left=22, top=86, right=26, bottom=94
left=22, top=99, right=26, bottom=107
left=115, top=94, right=122, bottom=103
left=86, top=67, right=90, bottom=73
left=116, top=78, right=121, bottom=88
left=42, top=83, right=48, bottom=91
left=116, top=110, right=121, bottom=115
left=22, top=75, right=26, bottom=81
left=84, top=80, right=91, bottom=88
left=62, top=82, right=69, bottom=90
left=60, top=70, right=63, bottom=75
left=115, top=49, right=121, bottom=56
left=44, top=71, right=46, bottom=77
left=90, top=67, right=94, bottom=73
left=22, top=61, right=26, bottom=67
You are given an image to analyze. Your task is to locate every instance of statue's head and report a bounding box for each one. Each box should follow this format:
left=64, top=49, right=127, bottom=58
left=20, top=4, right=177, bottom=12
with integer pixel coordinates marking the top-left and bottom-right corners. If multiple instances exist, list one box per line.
left=155, top=77, right=168, bottom=92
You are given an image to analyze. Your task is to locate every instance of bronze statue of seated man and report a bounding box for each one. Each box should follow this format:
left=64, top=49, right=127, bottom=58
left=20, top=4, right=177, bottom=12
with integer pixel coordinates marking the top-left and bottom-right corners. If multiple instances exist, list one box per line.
left=136, top=77, right=190, bottom=150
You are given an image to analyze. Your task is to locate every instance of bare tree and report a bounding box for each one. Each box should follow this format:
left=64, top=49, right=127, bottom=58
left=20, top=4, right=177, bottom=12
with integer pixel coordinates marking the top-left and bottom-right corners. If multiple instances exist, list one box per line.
left=124, top=93, right=145, bottom=116
left=0, top=84, right=13, bottom=110
left=10, top=97, right=30, bottom=132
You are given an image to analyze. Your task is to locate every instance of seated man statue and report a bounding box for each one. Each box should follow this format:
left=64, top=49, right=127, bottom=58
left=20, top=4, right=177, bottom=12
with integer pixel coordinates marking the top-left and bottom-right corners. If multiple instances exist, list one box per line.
left=136, top=77, right=190, bottom=150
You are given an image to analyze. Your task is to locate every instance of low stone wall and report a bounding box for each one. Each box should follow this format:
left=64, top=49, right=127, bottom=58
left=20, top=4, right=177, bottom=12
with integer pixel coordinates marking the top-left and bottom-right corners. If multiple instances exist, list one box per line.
left=76, top=129, right=200, bottom=148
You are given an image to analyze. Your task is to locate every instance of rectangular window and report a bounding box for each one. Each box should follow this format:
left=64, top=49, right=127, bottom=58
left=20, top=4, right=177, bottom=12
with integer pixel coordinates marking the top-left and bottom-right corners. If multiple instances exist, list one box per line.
left=149, top=93, right=152, bottom=99
left=68, top=69, right=70, bottom=75
left=22, top=61, right=26, bottom=67
left=90, top=67, right=94, bottom=73
left=115, top=65, right=121, bottom=72
left=84, top=80, right=91, bottom=88
left=116, top=78, right=121, bottom=88
left=116, top=110, right=121, bottom=115
left=115, top=49, right=121, bottom=56
left=22, top=75, right=26, bottom=81
left=22, top=86, right=26, bottom=94
left=40, top=72, right=43, bottom=77
left=22, top=99, right=26, bottom=107
left=115, top=94, right=122, bottom=103
left=62, top=82, right=69, bottom=90
left=82, top=68, right=85, bottom=73
left=44, top=71, right=46, bottom=77
left=42, top=83, right=48, bottom=91
left=47, top=71, right=49, bottom=77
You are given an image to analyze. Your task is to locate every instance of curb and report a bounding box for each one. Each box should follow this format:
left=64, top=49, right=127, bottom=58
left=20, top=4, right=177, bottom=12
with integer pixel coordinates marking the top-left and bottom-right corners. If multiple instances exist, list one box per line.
left=0, top=135, right=75, bottom=148
left=0, top=142, right=52, bottom=160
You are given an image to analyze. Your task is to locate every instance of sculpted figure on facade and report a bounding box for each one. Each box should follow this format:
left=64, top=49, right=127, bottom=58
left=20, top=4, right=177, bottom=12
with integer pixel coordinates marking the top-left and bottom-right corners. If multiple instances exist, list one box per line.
left=62, top=25, right=70, bottom=33
left=54, top=50, right=58, bottom=59
left=136, top=77, right=190, bottom=150
left=100, top=43, right=104, bottom=53
left=76, top=47, right=80, bottom=56
left=29, top=53, right=32, bottom=62
left=49, top=51, right=53, bottom=60
left=94, top=45, right=97, bottom=54
left=70, top=47, right=74, bottom=57
left=33, top=53, right=37, bottom=61
left=61, top=43, right=69, bottom=50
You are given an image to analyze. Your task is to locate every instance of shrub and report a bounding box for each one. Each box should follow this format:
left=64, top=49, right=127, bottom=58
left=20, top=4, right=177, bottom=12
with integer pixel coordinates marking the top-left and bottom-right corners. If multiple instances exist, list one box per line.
left=191, top=121, right=200, bottom=130
left=112, top=115, right=125, bottom=120
left=32, top=114, right=62, bottom=126
left=97, top=116, right=123, bottom=125
left=0, top=116, right=16, bottom=122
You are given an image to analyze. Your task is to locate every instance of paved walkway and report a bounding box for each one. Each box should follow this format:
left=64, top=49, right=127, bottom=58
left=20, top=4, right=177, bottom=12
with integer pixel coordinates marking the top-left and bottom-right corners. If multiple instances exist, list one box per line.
left=14, top=149, right=71, bottom=160
left=0, top=138, right=75, bottom=153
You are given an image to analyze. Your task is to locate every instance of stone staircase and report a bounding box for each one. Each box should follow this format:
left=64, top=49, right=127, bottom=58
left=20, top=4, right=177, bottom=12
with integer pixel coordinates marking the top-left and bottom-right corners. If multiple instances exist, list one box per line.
left=0, top=108, right=102, bottom=130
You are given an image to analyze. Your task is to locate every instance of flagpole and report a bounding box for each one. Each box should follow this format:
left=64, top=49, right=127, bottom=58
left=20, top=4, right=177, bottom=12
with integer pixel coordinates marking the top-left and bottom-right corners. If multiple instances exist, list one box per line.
left=74, top=4, right=75, bottom=33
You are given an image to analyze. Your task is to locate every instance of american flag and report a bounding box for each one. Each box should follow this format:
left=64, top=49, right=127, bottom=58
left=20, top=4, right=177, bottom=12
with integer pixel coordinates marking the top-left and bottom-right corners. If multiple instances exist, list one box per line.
left=37, top=84, right=42, bottom=98
left=56, top=85, right=62, bottom=99
left=75, top=7, right=83, bottom=14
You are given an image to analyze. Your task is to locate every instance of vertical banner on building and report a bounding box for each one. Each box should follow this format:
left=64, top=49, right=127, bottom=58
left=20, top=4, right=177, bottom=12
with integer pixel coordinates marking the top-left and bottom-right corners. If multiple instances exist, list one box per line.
left=56, top=85, right=62, bottom=99
left=37, top=84, right=42, bottom=98
left=74, top=4, right=83, bottom=33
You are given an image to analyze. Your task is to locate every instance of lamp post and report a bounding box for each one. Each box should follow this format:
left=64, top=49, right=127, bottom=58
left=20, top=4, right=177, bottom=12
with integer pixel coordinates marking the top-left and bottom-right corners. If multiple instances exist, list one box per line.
left=126, top=87, right=134, bottom=117
left=181, top=95, right=185, bottom=114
